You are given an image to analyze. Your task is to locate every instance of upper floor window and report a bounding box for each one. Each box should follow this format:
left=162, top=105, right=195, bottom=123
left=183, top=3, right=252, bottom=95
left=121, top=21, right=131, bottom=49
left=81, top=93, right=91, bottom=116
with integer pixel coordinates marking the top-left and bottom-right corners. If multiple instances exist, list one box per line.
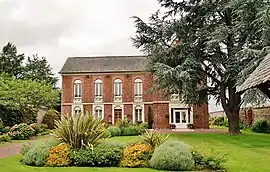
left=74, top=80, right=82, bottom=98
left=134, top=78, right=142, bottom=96
left=114, top=79, right=122, bottom=96
left=95, top=79, right=103, bottom=96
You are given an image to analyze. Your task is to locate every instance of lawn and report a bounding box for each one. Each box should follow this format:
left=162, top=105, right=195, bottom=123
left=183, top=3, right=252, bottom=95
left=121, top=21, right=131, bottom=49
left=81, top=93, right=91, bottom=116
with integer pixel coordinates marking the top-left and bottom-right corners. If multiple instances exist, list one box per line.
left=1, top=132, right=270, bottom=172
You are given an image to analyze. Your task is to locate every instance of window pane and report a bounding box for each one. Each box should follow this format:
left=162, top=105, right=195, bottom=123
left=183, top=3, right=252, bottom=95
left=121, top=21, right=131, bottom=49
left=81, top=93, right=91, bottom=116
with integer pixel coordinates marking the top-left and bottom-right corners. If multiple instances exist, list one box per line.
left=139, top=109, right=142, bottom=121
left=135, top=109, right=138, bottom=122
left=119, top=83, right=122, bottom=95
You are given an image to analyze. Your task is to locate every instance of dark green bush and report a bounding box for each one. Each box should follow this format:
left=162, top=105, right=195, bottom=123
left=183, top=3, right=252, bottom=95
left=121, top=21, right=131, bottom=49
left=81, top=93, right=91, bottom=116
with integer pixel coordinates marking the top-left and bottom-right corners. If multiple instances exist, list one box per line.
left=252, top=120, right=268, bottom=133
left=21, top=140, right=59, bottom=166
left=139, top=122, right=149, bottom=134
left=73, top=142, right=124, bottom=167
left=150, top=140, right=195, bottom=171
left=192, top=150, right=227, bottom=171
left=42, top=109, right=60, bottom=129
left=107, top=126, right=121, bottom=137
left=213, top=117, right=225, bottom=126
left=121, top=125, right=140, bottom=136
left=0, top=133, right=11, bottom=143
left=29, top=123, right=47, bottom=135
left=239, top=120, right=249, bottom=130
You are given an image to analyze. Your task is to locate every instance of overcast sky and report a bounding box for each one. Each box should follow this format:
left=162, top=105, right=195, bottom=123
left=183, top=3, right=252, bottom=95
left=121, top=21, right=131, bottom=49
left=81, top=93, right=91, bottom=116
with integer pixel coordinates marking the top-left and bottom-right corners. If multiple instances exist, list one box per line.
left=0, top=0, right=222, bottom=112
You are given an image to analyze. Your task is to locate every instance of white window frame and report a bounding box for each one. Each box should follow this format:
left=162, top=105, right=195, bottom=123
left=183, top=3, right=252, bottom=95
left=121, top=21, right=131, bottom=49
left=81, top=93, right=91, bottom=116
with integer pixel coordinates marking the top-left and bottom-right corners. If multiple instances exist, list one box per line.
left=94, top=79, right=103, bottom=96
left=73, top=106, right=82, bottom=116
left=94, top=106, right=103, bottom=119
left=133, top=105, right=144, bottom=123
left=114, top=79, right=122, bottom=96
left=134, top=78, right=143, bottom=96
left=74, top=80, right=82, bottom=98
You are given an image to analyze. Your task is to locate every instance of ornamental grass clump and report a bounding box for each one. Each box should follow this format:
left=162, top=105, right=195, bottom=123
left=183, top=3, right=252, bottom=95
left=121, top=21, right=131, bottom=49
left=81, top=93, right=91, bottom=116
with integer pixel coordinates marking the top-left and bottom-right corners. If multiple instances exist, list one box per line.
left=53, top=112, right=108, bottom=150
left=139, top=130, right=169, bottom=149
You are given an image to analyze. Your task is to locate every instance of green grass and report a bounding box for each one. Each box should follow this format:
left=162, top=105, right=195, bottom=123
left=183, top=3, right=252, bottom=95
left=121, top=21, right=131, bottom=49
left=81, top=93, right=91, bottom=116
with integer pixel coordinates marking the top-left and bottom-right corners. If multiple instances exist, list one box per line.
left=1, top=132, right=270, bottom=172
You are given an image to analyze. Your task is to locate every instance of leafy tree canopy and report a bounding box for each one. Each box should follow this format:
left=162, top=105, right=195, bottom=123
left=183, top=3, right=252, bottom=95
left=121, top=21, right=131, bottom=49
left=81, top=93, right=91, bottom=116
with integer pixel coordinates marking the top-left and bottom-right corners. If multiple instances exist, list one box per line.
left=132, top=0, right=270, bottom=134
left=0, top=73, right=60, bottom=121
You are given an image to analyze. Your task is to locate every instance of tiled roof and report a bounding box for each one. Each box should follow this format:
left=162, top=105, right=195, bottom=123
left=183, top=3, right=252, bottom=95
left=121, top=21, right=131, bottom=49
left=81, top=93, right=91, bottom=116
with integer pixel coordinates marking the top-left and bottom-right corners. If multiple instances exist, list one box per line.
left=59, top=55, right=147, bottom=74
left=237, top=54, right=270, bottom=92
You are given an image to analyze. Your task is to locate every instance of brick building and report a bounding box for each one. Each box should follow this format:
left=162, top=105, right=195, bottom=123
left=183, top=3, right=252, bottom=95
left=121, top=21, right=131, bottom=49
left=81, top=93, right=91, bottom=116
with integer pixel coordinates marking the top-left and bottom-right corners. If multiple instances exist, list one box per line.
left=60, top=56, right=209, bottom=129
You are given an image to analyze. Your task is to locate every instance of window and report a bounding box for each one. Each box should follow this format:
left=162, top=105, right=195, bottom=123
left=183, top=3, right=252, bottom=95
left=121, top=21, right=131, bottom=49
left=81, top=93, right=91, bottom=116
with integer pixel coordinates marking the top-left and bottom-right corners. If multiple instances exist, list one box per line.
left=114, top=79, right=122, bottom=96
left=74, top=106, right=81, bottom=116
left=134, top=106, right=143, bottom=122
left=74, top=80, right=82, bottom=98
left=95, top=79, right=103, bottom=96
left=94, top=107, right=103, bottom=119
left=134, top=78, right=142, bottom=96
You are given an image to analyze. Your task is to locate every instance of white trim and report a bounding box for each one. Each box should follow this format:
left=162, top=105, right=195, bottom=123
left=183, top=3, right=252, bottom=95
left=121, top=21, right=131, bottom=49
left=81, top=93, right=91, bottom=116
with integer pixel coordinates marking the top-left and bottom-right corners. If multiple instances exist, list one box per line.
left=60, top=71, right=151, bottom=76
left=112, top=104, right=124, bottom=124
left=62, top=101, right=169, bottom=106
left=92, top=104, right=104, bottom=120
left=132, top=104, right=144, bottom=123
left=71, top=104, right=84, bottom=116
left=94, top=79, right=103, bottom=97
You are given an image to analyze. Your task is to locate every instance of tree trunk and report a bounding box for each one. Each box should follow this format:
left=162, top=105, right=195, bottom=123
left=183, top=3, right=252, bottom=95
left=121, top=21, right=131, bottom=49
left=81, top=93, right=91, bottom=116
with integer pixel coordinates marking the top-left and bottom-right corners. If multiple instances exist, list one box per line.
left=220, top=84, right=242, bottom=135
left=227, top=110, right=241, bottom=135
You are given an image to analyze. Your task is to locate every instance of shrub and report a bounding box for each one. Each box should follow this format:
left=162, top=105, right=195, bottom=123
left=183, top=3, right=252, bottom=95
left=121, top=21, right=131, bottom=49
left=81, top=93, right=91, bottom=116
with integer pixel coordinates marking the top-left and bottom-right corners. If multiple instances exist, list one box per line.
left=192, top=150, right=227, bottom=171
left=21, top=142, right=32, bottom=155
left=29, top=123, right=47, bottom=135
left=139, top=122, right=149, bottom=134
left=8, top=123, right=35, bottom=140
left=42, top=109, right=60, bottom=129
left=107, top=126, right=121, bottom=137
left=53, top=112, right=108, bottom=150
left=239, top=120, right=249, bottom=130
left=213, top=117, right=225, bottom=126
left=150, top=140, right=195, bottom=171
left=187, top=123, right=195, bottom=129
left=223, top=119, right=228, bottom=127
left=121, top=125, right=140, bottom=136
left=252, top=120, right=269, bottom=133
left=117, top=117, right=132, bottom=129
left=0, top=126, right=10, bottom=134
left=46, top=143, right=72, bottom=167
left=0, top=133, right=11, bottom=143
left=21, top=140, right=59, bottom=166
left=37, top=130, right=52, bottom=136
left=120, top=143, right=153, bottom=168
left=73, top=142, right=124, bottom=167
left=139, top=130, right=169, bottom=150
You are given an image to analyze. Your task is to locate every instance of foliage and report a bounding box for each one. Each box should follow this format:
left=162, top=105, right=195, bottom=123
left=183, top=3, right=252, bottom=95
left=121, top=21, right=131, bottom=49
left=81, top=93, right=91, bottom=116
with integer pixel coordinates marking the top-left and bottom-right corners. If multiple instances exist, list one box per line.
left=138, top=122, right=149, bottom=133
left=252, top=120, right=269, bottom=133
left=42, top=109, right=60, bottom=129
left=147, top=106, right=153, bottom=129
left=21, top=142, right=32, bottom=155
left=120, top=143, right=153, bottom=168
left=8, top=123, right=35, bottom=140
left=0, top=126, right=10, bottom=134
left=23, top=54, right=58, bottom=86
left=29, top=123, right=47, bottom=135
left=239, top=120, right=249, bottom=130
left=121, top=125, right=140, bottom=136
left=0, top=133, right=11, bottom=143
left=132, top=0, right=270, bottom=134
left=73, top=142, right=124, bottom=167
left=214, top=117, right=225, bottom=126
left=37, top=130, right=52, bottom=136
left=0, top=75, right=60, bottom=122
left=0, top=42, right=24, bottom=78
left=139, top=130, right=169, bottom=150
left=117, top=117, right=132, bottom=129
left=45, top=143, right=72, bottom=167
left=53, top=112, right=108, bottom=150
left=21, top=140, right=59, bottom=166
left=107, top=126, right=121, bottom=137
left=187, top=123, right=195, bottom=129
left=149, top=140, right=195, bottom=171
left=0, top=105, right=24, bottom=126
left=192, top=150, right=227, bottom=171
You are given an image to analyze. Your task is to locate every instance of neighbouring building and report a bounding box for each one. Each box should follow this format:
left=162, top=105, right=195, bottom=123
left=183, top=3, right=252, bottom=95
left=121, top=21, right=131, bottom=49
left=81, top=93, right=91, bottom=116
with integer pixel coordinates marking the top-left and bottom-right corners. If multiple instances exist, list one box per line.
left=59, top=56, right=209, bottom=129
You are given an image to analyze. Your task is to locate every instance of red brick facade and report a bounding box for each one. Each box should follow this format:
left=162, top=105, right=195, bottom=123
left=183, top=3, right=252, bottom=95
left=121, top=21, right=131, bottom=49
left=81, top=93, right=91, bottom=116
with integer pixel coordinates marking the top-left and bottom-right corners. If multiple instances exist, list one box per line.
left=61, top=72, right=209, bottom=129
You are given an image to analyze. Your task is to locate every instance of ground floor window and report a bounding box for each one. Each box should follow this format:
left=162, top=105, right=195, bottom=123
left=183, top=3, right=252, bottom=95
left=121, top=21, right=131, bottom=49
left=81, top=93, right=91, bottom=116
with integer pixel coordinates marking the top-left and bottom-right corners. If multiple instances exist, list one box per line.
left=94, top=107, right=103, bottom=119
left=114, top=109, right=122, bottom=123
left=74, top=106, right=82, bottom=116
left=135, top=108, right=143, bottom=122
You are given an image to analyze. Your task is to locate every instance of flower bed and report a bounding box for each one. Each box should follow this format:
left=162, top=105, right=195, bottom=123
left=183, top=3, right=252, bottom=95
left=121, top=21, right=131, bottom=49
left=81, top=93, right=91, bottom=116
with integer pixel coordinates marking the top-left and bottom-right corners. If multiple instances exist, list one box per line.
left=20, top=114, right=227, bottom=171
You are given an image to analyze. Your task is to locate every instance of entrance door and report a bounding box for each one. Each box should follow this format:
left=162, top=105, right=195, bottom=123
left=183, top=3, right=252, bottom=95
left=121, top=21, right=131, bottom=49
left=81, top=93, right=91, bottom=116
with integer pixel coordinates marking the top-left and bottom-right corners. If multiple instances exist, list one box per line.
left=114, top=109, right=122, bottom=124
left=173, top=110, right=188, bottom=128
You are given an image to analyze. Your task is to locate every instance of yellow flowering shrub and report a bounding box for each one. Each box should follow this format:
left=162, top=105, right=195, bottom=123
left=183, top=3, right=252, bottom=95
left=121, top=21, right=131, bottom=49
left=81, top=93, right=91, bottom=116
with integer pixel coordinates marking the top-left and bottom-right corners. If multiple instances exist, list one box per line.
left=120, top=143, right=153, bottom=167
left=45, top=143, right=72, bottom=167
